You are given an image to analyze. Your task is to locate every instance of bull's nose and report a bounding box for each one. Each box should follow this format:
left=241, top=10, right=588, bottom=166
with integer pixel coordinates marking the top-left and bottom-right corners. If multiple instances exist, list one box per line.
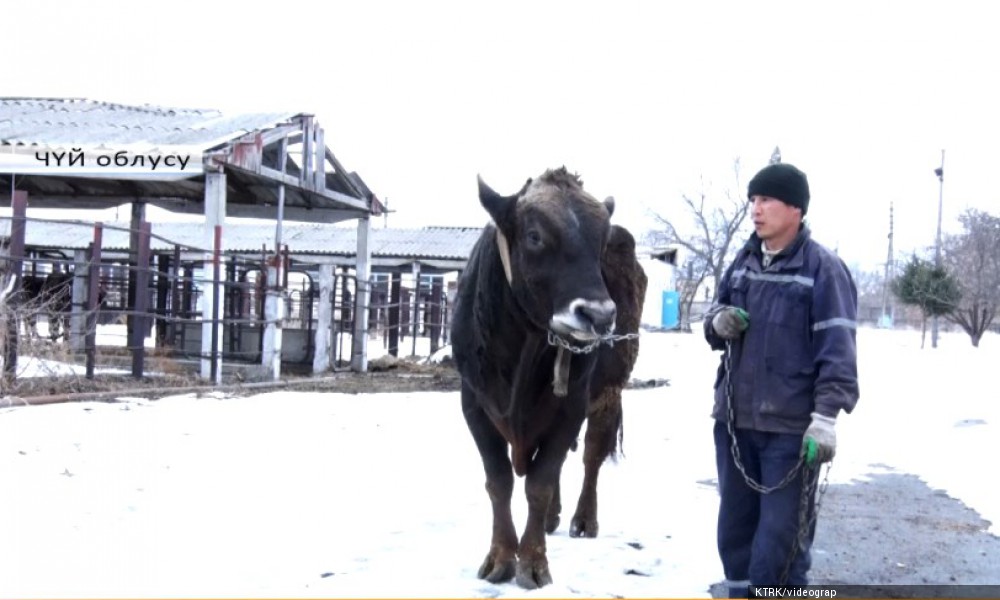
left=576, top=300, right=617, bottom=333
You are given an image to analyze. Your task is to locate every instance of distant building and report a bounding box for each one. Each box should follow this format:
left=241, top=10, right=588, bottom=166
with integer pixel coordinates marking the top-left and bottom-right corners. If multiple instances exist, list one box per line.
left=639, top=246, right=680, bottom=330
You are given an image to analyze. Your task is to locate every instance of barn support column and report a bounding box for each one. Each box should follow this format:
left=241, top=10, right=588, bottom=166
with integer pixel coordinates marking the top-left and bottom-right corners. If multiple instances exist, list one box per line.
left=168, top=246, right=181, bottom=346
left=350, top=216, right=371, bottom=372
left=201, top=168, right=226, bottom=383
left=69, top=249, right=89, bottom=353
left=429, top=276, right=443, bottom=354
left=127, top=202, right=146, bottom=347
left=410, top=262, right=421, bottom=357
left=85, top=225, right=103, bottom=380
left=313, top=264, right=334, bottom=374
left=130, top=222, right=151, bottom=379
left=3, top=191, right=27, bottom=379
left=262, top=139, right=288, bottom=381
left=155, top=254, right=170, bottom=348
left=261, top=254, right=285, bottom=380
left=387, top=271, right=401, bottom=357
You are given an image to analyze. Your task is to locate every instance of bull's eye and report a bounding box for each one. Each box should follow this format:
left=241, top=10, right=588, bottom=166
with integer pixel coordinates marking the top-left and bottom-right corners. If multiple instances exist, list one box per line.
left=525, top=229, right=543, bottom=249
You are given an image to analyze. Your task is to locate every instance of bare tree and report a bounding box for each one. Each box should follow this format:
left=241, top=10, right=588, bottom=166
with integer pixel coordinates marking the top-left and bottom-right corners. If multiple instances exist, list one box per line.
left=943, top=209, right=1000, bottom=347
left=0, top=278, right=13, bottom=376
left=646, top=158, right=752, bottom=329
left=0, top=259, right=93, bottom=390
left=852, top=267, right=888, bottom=324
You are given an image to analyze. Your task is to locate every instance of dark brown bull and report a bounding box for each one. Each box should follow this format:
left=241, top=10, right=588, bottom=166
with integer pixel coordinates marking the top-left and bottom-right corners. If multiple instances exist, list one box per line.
left=452, top=167, right=646, bottom=589
left=16, top=275, right=47, bottom=339
left=7, top=270, right=73, bottom=341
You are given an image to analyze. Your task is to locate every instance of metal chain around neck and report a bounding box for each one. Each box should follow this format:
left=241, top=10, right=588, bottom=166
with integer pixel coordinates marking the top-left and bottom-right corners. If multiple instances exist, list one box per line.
left=547, top=330, right=640, bottom=354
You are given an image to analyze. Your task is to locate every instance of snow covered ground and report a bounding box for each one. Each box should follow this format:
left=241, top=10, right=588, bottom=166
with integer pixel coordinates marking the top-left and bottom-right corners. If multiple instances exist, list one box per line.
left=0, top=326, right=996, bottom=598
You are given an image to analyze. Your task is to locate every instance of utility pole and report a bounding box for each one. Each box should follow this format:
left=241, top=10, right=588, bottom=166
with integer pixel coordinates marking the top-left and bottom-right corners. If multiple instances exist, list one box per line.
left=931, top=150, right=945, bottom=349
left=880, top=201, right=895, bottom=328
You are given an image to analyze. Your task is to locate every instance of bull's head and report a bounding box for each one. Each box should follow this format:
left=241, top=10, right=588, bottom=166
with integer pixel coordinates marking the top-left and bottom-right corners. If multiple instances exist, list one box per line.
left=478, top=168, right=617, bottom=342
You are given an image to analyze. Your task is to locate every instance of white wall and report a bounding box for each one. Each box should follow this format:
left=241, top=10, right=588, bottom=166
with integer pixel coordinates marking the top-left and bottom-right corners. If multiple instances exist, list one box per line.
left=638, top=257, right=675, bottom=328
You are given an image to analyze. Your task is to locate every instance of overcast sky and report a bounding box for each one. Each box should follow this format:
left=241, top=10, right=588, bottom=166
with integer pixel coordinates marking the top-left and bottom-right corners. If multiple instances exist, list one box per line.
left=5, top=0, right=998, bottom=269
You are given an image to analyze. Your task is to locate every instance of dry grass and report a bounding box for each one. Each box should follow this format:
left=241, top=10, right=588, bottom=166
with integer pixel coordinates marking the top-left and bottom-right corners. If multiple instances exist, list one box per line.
left=1, top=286, right=461, bottom=400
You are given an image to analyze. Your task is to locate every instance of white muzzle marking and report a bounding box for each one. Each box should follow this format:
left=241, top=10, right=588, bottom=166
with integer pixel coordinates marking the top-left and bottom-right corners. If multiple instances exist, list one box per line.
left=550, top=298, right=616, bottom=341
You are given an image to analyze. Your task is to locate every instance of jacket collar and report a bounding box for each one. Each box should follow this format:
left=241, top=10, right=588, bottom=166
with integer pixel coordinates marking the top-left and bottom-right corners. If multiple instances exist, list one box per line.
left=743, top=224, right=811, bottom=270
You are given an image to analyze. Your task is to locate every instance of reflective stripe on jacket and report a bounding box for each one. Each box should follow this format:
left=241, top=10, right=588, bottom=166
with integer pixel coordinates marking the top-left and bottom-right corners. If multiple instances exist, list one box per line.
left=705, top=227, right=860, bottom=434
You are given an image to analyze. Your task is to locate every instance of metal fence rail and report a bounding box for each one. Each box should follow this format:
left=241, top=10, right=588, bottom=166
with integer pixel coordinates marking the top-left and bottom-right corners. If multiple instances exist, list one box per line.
left=1, top=206, right=459, bottom=385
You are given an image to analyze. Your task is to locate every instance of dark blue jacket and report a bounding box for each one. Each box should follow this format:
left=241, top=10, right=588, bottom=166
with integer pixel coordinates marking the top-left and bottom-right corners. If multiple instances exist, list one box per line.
left=705, top=226, right=859, bottom=434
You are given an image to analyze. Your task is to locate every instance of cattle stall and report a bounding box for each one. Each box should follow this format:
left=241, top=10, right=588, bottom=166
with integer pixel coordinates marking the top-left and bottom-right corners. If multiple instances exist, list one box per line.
left=2, top=97, right=384, bottom=381
left=1, top=214, right=481, bottom=382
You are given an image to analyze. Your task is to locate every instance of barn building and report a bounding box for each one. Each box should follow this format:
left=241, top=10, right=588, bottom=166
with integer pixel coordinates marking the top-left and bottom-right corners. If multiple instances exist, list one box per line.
left=1, top=97, right=385, bottom=380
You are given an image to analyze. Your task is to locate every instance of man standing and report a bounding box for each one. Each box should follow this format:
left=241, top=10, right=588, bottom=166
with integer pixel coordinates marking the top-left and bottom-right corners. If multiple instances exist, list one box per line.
left=704, top=163, right=859, bottom=593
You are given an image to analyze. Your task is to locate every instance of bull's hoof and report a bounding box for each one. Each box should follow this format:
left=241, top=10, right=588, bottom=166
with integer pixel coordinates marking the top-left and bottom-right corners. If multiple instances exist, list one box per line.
left=515, top=557, right=553, bottom=589
left=477, top=552, right=515, bottom=583
left=569, top=515, right=599, bottom=538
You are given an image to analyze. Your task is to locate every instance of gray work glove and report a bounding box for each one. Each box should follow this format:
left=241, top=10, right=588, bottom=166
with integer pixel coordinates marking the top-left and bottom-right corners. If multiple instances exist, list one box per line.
left=711, top=306, right=750, bottom=339
left=803, top=412, right=837, bottom=465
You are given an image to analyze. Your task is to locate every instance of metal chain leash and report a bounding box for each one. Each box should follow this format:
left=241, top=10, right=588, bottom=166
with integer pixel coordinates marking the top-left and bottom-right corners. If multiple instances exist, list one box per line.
left=546, top=330, right=640, bottom=354
left=723, top=339, right=832, bottom=586
left=724, top=342, right=804, bottom=494
left=779, top=459, right=831, bottom=585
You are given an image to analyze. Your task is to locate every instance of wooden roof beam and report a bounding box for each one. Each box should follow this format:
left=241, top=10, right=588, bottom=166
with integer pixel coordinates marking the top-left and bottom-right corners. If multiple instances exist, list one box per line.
left=257, top=164, right=368, bottom=211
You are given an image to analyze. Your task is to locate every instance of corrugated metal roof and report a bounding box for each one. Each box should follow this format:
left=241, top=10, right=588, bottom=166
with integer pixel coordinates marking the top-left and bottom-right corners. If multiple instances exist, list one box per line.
left=0, top=98, right=298, bottom=150
left=1, top=98, right=374, bottom=222
left=3, top=219, right=484, bottom=261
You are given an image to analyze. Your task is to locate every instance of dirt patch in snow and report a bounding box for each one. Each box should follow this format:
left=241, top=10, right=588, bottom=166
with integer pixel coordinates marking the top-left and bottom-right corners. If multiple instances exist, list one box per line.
left=709, top=470, right=999, bottom=595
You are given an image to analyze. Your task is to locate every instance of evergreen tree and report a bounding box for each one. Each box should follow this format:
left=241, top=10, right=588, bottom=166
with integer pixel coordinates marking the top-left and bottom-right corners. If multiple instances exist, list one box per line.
left=892, top=256, right=961, bottom=348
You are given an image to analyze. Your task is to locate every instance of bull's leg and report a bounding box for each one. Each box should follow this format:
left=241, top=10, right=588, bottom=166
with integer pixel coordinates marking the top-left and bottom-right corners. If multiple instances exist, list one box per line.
left=517, top=458, right=557, bottom=589
left=571, top=388, right=622, bottom=538
left=462, top=390, right=517, bottom=583
left=545, top=476, right=561, bottom=534
left=517, top=422, right=582, bottom=589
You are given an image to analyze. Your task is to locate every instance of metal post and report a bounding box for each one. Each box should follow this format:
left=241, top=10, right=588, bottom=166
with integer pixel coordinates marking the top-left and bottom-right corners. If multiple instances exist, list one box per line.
left=388, top=271, right=401, bottom=357
left=70, top=249, right=88, bottom=352
left=210, top=225, right=222, bottom=384
left=85, top=224, right=103, bottom=380
left=3, top=191, right=27, bottom=379
left=429, top=276, right=442, bottom=354
left=127, top=202, right=146, bottom=347
left=932, top=150, right=945, bottom=349
left=131, top=222, right=151, bottom=378
left=226, top=255, right=238, bottom=355
left=201, top=169, right=226, bottom=380
left=313, top=264, right=334, bottom=374
left=262, top=254, right=284, bottom=380
left=169, top=246, right=181, bottom=347
left=262, top=138, right=287, bottom=380
left=155, top=254, right=170, bottom=348
left=410, top=262, right=420, bottom=357
left=351, top=217, right=372, bottom=372
left=880, top=202, right=895, bottom=328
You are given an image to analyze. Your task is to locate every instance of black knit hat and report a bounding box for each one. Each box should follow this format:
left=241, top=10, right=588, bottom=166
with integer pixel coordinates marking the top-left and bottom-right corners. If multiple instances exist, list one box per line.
left=747, top=163, right=810, bottom=215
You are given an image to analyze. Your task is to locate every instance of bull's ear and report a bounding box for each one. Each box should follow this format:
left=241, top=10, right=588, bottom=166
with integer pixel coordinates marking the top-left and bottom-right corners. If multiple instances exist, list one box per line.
left=603, top=196, right=616, bottom=218
left=478, top=175, right=516, bottom=231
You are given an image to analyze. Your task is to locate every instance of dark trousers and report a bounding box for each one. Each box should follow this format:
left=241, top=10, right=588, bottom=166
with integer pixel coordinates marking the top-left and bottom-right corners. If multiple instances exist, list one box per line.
left=714, top=420, right=817, bottom=587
